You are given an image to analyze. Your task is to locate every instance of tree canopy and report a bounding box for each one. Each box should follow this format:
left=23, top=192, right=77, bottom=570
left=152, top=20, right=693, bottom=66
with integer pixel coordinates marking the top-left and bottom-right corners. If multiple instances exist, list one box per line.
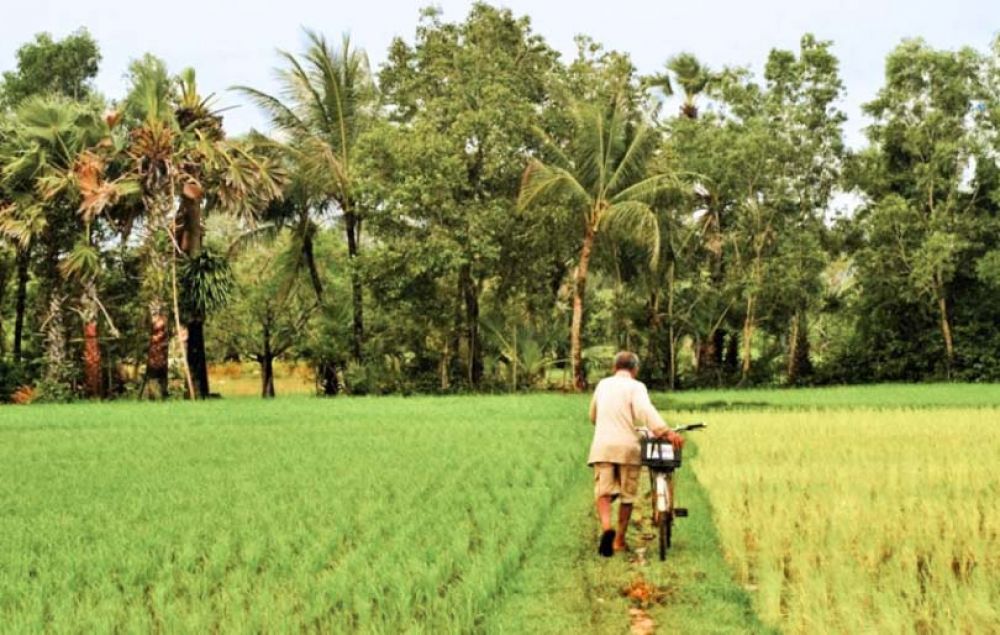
left=2, top=6, right=1000, bottom=401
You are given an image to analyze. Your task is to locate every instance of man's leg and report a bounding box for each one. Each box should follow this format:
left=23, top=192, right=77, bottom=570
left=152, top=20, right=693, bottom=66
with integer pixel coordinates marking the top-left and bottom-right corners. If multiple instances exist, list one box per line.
left=614, top=502, right=633, bottom=550
left=596, top=495, right=614, bottom=531
left=594, top=464, right=618, bottom=556
left=613, top=465, right=641, bottom=551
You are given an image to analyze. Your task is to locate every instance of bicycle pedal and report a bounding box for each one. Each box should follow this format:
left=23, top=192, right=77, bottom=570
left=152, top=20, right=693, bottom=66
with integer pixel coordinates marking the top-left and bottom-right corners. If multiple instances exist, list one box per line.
left=673, top=508, right=688, bottom=517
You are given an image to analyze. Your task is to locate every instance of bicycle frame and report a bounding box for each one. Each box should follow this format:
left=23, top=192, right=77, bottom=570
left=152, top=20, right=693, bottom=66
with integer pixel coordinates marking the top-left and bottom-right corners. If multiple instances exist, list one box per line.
left=637, top=423, right=705, bottom=560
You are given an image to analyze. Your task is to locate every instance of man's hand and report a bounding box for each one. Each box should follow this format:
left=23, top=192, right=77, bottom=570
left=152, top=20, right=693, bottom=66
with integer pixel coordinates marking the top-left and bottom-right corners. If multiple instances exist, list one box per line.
left=665, top=430, right=685, bottom=450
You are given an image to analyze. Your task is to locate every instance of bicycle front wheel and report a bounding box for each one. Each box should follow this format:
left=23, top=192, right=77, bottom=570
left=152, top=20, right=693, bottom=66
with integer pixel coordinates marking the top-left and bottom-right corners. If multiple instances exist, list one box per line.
left=658, top=510, right=672, bottom=560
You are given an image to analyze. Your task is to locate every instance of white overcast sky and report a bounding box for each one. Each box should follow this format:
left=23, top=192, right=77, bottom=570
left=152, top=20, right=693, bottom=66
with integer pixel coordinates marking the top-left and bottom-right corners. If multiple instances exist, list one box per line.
left=1, top=0, right=997, bottom=149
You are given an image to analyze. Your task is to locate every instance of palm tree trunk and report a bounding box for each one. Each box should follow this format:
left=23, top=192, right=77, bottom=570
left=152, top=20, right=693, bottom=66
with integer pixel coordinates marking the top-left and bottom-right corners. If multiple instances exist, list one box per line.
left=83, top=319, right=101, bottom=398
left=571, top=226, right=596, bottom=392
left=13, top=246, right=30, bottom=362
left=179, top=196, right=212, bottom=399
left=187, top=319, right=209, bottom=397
left=43, top=294, right=67, bottom=385
left=303, top=228, right=324, bottom=300
left=144, top=302, right=169, bottom=400
left=345, top=210, right=364, bottom=362
left=302, top=228, right=338, bottom=396
left=81, top=283, right=102, bottom=398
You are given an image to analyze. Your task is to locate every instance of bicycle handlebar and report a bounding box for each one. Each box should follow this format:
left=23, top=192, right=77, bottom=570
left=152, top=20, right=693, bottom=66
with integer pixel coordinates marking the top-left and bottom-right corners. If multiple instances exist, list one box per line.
left=673, top=423, right=707, bottom=433
left=636, top=423, right=706, bottom=438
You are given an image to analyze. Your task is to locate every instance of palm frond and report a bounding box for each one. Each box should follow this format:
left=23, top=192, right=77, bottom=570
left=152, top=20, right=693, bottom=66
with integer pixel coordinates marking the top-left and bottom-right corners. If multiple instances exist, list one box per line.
left=610, top=172, right=680, bottom=205
left=599, top=200, right=660, bottom=267
left=605, top=121, right=659, bottom=195
left=231, top=85, right=308, bottom=135
left=517, top=160, right=593, bottom=212
left=59, top=237, right=101, bottom=281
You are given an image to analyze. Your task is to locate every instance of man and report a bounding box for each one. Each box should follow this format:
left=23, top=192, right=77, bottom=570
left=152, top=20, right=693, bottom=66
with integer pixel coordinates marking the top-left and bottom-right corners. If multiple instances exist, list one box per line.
left=588, top=351, right=684, bottom=557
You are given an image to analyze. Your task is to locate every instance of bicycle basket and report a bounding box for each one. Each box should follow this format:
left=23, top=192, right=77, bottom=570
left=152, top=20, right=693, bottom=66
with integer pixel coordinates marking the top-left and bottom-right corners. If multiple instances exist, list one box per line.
left=640, top=437, right=682, bottom=469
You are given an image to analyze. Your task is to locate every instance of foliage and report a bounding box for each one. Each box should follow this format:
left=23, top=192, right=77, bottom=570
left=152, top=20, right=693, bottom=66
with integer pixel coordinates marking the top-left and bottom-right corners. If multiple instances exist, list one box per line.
left=0, top=29, right=100, bottom=108
left=2, top=7, right=1000, bottom=398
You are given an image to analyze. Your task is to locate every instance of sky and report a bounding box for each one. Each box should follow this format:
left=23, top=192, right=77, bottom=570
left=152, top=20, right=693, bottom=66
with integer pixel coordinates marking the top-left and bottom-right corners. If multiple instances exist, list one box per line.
left=1, top=0, right=998, bottom=150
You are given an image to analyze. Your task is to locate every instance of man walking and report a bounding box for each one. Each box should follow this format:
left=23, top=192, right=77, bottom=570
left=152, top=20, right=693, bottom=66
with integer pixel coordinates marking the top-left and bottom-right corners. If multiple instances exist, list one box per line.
left=588, top=351, right=683, bottom=557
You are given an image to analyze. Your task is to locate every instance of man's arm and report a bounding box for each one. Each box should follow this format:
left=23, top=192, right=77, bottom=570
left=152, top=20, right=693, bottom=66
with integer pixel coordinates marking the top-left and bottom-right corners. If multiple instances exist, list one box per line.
left=589, top=390, right=598, bottom=424
left=633, top=384, right=684, bottom=448
left=633, top=383, right=669, bottom=435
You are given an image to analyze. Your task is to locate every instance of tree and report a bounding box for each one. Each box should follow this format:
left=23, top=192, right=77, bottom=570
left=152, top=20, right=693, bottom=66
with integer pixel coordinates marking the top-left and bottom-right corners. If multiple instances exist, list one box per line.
left=651, top=52, right=713, bottom=119
left=0, top=30, right=101, bottom=108
left=212, top=234, right=318, bottom=398
left=0, top=97, right=119, bottom=395
left=236, top=31, right=376, bottom=366
left=519, top=95, right=673, bottom=391
left=856, top=39, right=985, bottom=377
left=120, top=59, right=284, bottom=399
left=0, top=29, right=103, bottom=366
left=373, top=4, right=562, bottom=388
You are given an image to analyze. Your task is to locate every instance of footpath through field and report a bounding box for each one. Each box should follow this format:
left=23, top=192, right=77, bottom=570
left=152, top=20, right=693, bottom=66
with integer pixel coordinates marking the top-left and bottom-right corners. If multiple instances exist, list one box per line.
left=486, top=432, right=772, bottom=635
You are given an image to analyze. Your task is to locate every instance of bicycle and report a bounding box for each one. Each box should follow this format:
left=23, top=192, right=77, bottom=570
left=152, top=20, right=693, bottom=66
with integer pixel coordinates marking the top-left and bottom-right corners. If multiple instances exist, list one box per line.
left=638, top=423, right=706, bottom=561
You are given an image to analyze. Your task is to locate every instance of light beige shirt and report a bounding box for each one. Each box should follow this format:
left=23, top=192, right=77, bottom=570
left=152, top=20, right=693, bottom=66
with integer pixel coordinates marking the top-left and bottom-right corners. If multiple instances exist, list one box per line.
left=587, top=371, right=671, bottom=466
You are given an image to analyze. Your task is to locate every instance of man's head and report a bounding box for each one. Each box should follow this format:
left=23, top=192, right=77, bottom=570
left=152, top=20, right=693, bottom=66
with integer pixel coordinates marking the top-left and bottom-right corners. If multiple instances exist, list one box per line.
left=613, top=351, right=640, bottom=377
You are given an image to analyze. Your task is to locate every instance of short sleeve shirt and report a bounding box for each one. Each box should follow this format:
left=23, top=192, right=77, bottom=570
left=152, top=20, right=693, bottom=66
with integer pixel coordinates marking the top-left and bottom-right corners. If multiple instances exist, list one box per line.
left=587, top=373, right=670, bottom=466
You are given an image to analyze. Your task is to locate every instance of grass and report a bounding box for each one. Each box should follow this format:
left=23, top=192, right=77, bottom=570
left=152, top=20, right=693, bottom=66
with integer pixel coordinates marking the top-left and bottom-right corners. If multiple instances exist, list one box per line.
left=487, top=438, right=775, bottom=634
left=4, top=385, right=1000, bottom=632
left=0, top=396, right=584, bottom=631
left=0, top=394, right=764, bottom=633
left=693, top=408, right=1000, bottom=633
left=657, top=382, right=1000, bottom=410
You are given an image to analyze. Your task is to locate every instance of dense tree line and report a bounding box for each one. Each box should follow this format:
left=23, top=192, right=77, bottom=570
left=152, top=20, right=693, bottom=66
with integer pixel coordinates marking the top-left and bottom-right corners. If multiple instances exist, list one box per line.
left=2, top=4, right=1000, bottom=401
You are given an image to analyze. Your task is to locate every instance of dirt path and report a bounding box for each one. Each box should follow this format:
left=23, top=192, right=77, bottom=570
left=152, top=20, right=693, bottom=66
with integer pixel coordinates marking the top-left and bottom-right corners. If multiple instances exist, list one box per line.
left=485, top=440, right=774, bottom=634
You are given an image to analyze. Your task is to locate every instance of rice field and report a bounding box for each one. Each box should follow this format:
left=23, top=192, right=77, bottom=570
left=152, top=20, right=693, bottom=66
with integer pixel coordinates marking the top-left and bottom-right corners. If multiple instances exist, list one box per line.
left=693, top=408, right=1000, bottom=634
left=2, top=388, right=1000, bottom=633
left=0, top=396, right=588, bottom=632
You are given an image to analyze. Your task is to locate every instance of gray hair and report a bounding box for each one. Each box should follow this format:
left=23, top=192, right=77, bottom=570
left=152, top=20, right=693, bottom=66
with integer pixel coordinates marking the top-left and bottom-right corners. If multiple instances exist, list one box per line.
left=613, top=351, right=639, bottom=371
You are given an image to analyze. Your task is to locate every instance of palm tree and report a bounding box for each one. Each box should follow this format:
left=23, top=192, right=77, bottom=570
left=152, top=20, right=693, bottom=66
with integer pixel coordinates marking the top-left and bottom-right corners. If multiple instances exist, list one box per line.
left=62, top=142, right=138, bottom=397
left=519, top=95, right=674, bottom=391
left=122, top=64, right=284, bottom=399
left=659, top=53, right=732, bottom=380
left=173, top=70, right=285, bottom=398
left=235, top=31, right=376, bottom=365
left=658, top=53, right=712, bottom=120
left=0, top=97, right=116, bottom=390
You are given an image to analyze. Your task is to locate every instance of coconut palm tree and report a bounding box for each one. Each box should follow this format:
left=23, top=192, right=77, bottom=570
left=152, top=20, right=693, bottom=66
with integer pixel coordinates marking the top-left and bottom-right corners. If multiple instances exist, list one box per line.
left=234, top=31, right=376, bottom=365
left=518, top=95, right=675, bottom=391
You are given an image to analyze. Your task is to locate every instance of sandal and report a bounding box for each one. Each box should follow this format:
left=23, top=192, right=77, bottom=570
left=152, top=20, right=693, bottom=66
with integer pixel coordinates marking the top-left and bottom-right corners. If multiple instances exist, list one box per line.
left=599, top=529, right=616, bottom=557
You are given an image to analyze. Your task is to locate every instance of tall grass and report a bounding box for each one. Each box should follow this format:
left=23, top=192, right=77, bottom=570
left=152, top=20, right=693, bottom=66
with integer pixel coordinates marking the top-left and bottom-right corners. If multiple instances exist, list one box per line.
left=659, top=383, right=1000, bottom=410
left=692, top=409, right=1000, bottom=633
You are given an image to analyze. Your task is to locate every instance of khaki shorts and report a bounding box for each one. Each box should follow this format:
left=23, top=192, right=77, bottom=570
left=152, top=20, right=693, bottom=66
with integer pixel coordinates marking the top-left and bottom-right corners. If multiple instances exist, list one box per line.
left=593, top=463, right=641, bottom=505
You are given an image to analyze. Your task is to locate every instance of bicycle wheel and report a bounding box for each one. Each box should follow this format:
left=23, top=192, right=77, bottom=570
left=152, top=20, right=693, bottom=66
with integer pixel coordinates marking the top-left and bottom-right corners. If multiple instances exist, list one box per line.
left=658, top=510, right=672, bottom=560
